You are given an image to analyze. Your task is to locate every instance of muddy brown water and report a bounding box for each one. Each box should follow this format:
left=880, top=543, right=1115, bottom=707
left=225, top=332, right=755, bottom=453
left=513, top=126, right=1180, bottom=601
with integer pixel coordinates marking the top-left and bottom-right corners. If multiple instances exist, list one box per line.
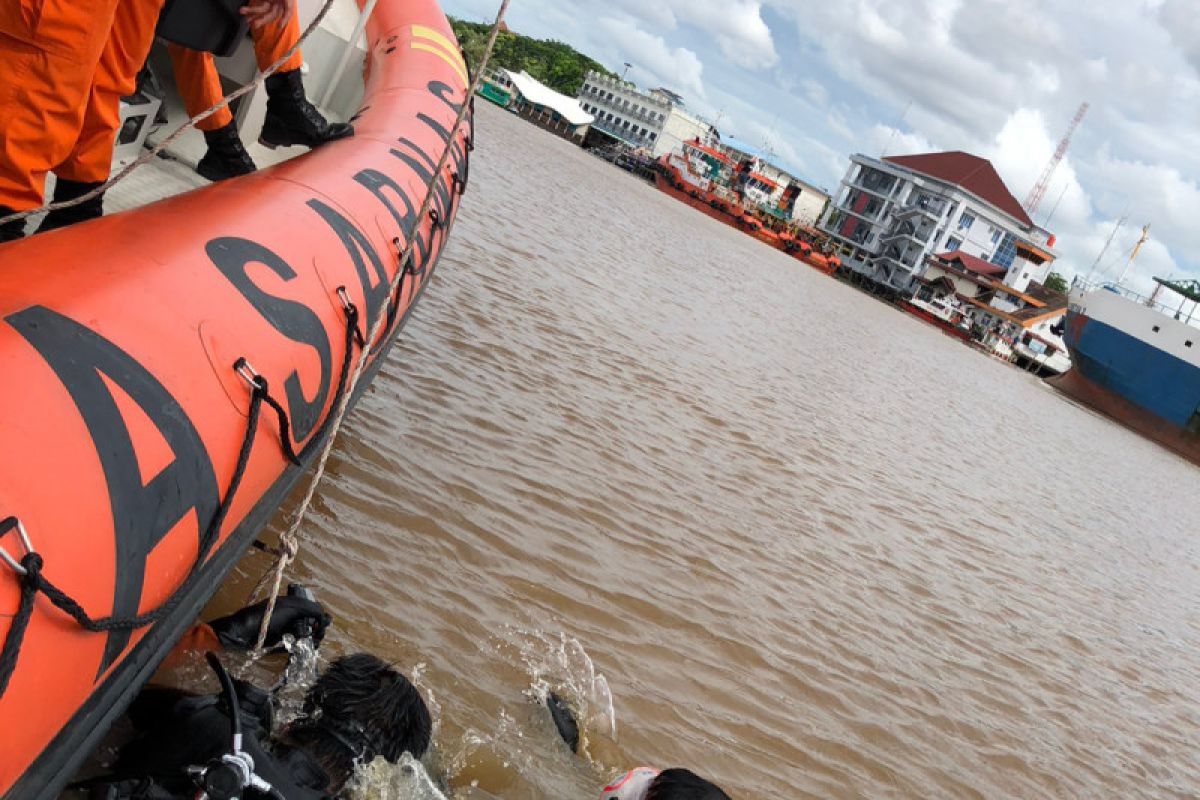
left=205, top=101, right=1200, bottom=799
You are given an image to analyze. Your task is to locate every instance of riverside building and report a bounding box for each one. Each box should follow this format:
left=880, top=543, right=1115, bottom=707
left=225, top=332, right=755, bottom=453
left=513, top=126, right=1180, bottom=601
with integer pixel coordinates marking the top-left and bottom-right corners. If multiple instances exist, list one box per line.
left=818, top=151, right=1056, bottom=295
left=576, top=71, right=713, bottom=156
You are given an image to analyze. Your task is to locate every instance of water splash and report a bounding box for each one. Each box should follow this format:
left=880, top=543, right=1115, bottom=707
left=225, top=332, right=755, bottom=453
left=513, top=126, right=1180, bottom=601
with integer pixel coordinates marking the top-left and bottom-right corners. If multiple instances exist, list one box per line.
left=510, top=629, right=619, bottom=763
left=347, top=753, right=449, bottom=800
left=273, top=634, right=321, bottom=725
left=409, top=662, right=444, bottom=741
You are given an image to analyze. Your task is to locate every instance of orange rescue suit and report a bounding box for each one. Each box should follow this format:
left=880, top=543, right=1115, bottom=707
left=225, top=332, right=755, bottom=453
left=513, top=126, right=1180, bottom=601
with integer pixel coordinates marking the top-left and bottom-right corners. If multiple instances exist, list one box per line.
left=0, top=0, right=165, bottom=212
left=168, top=13, right=303, bottom=132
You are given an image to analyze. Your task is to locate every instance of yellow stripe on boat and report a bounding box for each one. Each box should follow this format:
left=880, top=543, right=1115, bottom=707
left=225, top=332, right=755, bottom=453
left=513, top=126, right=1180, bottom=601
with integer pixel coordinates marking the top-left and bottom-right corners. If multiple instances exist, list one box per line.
left=411, top=26, right=468, bottom=87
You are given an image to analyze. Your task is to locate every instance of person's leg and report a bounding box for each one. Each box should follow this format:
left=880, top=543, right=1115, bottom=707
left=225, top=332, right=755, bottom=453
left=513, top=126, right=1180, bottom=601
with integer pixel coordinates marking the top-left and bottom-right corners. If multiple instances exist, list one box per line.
left=167, top=43, right=256, bottom=181
left=255, top=12, right=353, bottom=150
left=0, top=1, right=119, bottom=240
left=43, top=0, right=165, bottom=232
left=166, top=44, right=232, bottom=131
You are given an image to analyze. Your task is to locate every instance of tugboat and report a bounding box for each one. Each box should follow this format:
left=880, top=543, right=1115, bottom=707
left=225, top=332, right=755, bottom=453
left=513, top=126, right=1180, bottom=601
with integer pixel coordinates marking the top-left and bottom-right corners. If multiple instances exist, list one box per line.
left=0, top=0, right=472, bottom=796
left=654, top=139, right=838, bottom=272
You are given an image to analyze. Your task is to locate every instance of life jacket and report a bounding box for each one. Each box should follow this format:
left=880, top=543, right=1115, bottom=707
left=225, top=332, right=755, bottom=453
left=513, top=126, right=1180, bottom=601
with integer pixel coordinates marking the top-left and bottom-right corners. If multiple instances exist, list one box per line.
left=598, top=767, right=660, bottom=800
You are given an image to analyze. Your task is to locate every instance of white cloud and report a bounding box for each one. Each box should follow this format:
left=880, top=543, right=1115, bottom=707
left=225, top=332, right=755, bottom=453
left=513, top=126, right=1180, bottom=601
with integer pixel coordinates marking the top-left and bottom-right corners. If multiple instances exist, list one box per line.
left=595, top=17, right=707, bottom=101
left=563, top=0, right=777, bottom=71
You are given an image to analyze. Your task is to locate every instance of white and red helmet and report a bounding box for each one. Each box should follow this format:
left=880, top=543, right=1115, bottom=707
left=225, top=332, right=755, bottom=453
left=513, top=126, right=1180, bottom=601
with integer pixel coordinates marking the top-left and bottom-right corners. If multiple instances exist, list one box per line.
left=599, top=767, right=661, bottom=800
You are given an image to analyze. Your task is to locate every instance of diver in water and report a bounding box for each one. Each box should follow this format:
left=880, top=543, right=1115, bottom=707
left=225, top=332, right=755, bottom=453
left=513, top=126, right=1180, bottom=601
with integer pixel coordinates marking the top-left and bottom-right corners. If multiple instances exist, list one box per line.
left=545, top=693, right=732, bottom=800
left=85, top=587, right=431, bottom=800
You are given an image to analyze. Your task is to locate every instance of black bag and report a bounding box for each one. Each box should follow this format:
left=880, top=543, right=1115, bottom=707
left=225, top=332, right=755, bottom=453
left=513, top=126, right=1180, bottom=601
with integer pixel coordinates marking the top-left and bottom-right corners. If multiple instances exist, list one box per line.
left=156, top=0, right=249, bottom=58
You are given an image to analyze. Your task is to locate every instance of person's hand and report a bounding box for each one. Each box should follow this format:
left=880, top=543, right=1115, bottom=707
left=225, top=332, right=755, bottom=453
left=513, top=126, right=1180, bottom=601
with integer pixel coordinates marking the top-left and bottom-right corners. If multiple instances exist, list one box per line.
left=240, top=0, right=295, bottom=30
left=208, top=593, right=331, bottom=651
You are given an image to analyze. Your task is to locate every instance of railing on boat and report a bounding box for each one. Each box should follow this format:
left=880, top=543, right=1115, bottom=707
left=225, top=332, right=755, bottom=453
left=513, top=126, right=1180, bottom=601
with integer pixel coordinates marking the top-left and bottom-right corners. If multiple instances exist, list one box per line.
left=1072, top=277, right=1200, bottom=327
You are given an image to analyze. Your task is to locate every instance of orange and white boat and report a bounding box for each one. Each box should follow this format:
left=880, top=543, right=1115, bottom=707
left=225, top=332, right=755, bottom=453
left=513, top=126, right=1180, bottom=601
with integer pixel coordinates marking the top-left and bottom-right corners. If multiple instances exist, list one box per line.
left=655, top=141, right=838, bottom=271
left=0, top=0, right=471, bottom=796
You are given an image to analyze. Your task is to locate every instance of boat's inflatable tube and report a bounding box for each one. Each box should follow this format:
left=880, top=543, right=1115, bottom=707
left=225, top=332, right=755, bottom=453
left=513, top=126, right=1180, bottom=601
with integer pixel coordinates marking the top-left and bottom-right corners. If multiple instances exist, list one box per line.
left=0, top=0, right=471, bottom=795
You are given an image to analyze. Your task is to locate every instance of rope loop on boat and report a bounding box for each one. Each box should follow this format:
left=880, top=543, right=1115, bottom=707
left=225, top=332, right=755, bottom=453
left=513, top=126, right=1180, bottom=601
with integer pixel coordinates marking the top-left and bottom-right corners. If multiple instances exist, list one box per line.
left=0, top=0, right=340, bottom=228
left=249, top=0, right=510, bottom=652
left=0, top=365, right=272, bottom=698
left=235, top=358, right=302, bottom=466
left=0, top=516, right=33, bottom=576
left=337, top=286, right=367, bottom=349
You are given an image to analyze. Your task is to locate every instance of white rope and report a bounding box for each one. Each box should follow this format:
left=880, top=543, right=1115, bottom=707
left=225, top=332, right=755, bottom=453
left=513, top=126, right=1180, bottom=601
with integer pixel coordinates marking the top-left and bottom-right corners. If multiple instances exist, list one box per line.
left=250, top=0, right=510, bottom=652
left=0, top=0, right=340, bottom=227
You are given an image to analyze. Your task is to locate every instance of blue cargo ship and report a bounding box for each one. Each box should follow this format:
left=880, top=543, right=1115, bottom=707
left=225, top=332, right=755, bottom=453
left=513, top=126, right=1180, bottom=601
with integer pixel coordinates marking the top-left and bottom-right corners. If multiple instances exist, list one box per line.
left=1050, top=278, right=1200, bottom=464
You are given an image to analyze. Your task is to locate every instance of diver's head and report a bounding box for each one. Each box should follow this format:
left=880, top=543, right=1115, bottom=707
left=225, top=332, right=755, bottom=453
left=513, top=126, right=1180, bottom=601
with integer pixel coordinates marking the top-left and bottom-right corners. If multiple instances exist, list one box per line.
left=601, top=767, right=731, bottom=800
left=285, top=652, right=432, bottom=789
left=645, top=769, right=732, bottom=800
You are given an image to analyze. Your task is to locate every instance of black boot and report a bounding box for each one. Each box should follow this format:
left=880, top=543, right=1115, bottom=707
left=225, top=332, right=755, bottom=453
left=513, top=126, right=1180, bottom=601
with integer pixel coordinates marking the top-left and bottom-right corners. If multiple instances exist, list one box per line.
left=0, top=206, right=24, bottom=243
left=36, top=178, right=104, bottom=234
left=197, top=121, right=258, bottom=181
left=260, top=69, right=354, bottom=150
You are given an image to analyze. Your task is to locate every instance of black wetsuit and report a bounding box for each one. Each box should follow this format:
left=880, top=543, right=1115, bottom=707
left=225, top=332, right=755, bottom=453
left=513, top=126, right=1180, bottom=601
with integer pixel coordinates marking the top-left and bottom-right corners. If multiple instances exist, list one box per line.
left=87, top=682, right=331, bottom=800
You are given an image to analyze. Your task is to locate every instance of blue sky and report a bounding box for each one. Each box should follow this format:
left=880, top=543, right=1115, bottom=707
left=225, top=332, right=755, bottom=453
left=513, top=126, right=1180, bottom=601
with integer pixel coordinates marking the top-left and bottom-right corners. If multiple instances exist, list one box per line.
left=444, top=0, right=1200, bottom=289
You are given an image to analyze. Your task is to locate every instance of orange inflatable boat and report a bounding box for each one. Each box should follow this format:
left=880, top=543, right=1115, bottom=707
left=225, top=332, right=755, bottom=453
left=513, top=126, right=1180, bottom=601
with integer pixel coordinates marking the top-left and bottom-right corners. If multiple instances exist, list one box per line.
left=0, top=0, right=471, bottom=795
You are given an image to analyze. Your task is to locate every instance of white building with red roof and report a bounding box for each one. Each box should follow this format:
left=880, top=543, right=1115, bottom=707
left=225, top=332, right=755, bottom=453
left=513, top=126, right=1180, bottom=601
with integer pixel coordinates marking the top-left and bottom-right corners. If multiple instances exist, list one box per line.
left=817, top=150, right=1057, bottom=294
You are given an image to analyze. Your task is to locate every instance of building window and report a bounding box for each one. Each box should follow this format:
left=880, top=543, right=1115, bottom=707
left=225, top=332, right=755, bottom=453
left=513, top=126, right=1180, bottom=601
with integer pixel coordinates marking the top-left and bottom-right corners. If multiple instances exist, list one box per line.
left=958, top=212, right=975, bottom=231
left=649, top=133, right=657, bottom=140
left=990, top=226, right=1001, bottom=244
left=991, top=233, right=1018, bottom=269
left=946, top=236, right=962, bottom=252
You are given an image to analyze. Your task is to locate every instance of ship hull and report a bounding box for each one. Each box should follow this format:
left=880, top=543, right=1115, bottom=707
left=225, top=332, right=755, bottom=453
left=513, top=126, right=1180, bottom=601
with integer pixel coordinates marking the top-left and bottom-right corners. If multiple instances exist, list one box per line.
left=1050, top=287, right=1200, bottom=465
left=653, top=168, right=745, bottom=231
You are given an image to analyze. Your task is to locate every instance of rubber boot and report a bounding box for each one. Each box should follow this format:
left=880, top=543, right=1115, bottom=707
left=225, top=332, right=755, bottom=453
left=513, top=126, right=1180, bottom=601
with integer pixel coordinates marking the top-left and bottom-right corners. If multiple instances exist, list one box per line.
left=197, top=121, right=258, bottom=182
left=35, top=178, right=104, bottom=234
left=260, top=69, right=354, bottom=149
left=0, top=207, right=24, bottom=243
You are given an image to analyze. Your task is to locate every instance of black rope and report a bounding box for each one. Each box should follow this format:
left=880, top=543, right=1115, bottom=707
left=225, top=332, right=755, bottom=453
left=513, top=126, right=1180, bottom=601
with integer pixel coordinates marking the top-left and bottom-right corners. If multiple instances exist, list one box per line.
left=255, top=381, right=301, bottom=467
left=0, top=381, right=267, bottom=698
left=332, top=296, right=361, bottom=397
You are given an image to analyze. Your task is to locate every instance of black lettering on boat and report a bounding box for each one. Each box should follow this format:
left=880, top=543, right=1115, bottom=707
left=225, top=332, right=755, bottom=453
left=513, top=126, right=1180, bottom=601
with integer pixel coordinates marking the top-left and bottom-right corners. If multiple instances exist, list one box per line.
left=306, top=199, right=392, bottom=337
left=352, top=168, right=430, bottom=276
left=389, top=140, right=452, bottom=240
left=206, top=237, right=332, bottom=441
left=426, top=80, right=464, bottom=117
left=5, top=306, right=219, bottom=675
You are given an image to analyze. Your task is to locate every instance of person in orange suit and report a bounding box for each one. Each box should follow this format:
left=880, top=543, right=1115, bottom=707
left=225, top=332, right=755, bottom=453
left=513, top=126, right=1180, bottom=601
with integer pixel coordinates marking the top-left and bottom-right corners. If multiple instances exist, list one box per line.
left=0, top=0, right=293, bottom=242
left=168, top=12, right=353, bottom=182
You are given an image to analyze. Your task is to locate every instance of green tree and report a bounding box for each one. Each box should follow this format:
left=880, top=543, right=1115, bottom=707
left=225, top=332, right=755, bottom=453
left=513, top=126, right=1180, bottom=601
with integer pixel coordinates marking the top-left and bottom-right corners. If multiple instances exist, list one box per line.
left=1044, top=271, right=1069, bottom=293
left=448, top=17, right=613, bottom=95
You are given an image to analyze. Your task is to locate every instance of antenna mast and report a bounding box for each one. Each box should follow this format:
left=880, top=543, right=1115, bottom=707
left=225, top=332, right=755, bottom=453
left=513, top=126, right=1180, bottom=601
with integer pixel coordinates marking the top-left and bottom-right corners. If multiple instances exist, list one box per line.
left=1087, top=214, right=1125, bottom=281
left=1116, top=223, right=1151, bottom=286
left=1024, top=102, right=1089, bottom=215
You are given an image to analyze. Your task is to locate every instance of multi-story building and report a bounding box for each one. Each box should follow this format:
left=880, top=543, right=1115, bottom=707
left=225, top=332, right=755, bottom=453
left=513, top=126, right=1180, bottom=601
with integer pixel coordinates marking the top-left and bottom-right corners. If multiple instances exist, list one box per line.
left=576, top=71, right=712, bottom=157
left=818, top=151, right=1055, bottom=294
